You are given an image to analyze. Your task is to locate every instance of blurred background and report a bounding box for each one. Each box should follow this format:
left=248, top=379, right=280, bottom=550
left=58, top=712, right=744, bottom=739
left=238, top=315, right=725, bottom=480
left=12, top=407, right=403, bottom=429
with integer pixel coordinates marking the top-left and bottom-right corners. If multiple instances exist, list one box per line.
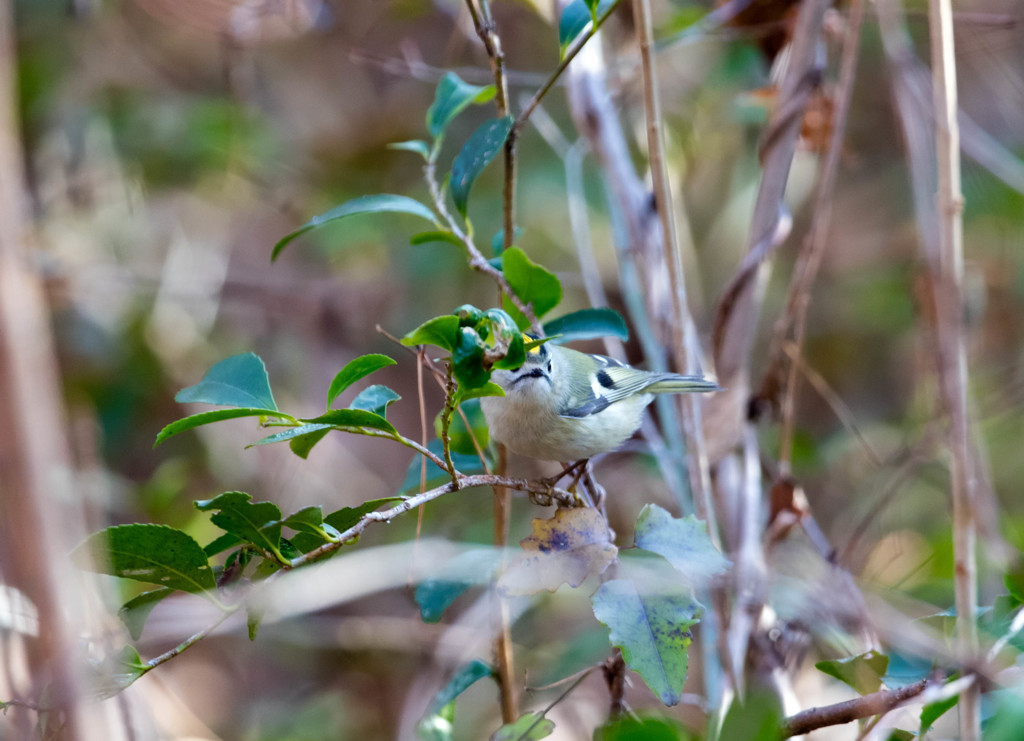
left=1, top=0, right=1023, bottom=738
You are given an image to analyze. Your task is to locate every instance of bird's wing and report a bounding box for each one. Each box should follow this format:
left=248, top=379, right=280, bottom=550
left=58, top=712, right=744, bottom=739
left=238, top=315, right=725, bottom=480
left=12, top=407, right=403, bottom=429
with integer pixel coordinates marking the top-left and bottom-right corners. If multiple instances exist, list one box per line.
left=559, top=357, right=652, bottom=418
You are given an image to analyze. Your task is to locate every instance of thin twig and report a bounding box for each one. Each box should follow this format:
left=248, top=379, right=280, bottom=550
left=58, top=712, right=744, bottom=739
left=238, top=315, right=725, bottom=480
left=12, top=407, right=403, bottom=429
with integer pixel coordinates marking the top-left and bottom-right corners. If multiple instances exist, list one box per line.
left=781, top=677, right=934, bottom=737
left=144, top=609, right=237, bottom=671
left=928, top=0, right=978, bottom=734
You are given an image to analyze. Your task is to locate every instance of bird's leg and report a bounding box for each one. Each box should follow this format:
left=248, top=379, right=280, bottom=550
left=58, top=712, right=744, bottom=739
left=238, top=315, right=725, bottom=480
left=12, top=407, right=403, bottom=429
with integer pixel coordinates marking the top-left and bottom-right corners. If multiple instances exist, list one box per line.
left=539, top=459, right=585, bottom=490
left=562, top=459, right=594, bottom=508
left=581, top=466, right=607, bottom=517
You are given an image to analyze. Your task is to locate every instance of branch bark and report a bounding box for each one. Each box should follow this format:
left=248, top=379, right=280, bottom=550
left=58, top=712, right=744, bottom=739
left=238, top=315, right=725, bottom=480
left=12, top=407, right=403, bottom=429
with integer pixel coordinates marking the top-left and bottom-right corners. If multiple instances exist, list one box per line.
left=781, top=678, right=931, bottom=737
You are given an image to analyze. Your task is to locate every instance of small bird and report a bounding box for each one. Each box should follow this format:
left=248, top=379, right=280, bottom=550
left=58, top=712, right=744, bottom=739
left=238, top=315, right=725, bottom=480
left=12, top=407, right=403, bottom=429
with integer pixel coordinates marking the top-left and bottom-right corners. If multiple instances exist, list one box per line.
left=480, top=340, right=720, bottom=462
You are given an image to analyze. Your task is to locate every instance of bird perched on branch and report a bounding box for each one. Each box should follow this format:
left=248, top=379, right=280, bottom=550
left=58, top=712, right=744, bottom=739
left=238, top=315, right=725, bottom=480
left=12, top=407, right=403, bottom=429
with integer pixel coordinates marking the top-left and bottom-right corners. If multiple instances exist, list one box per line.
left=480, top=340, right=719, bottom=462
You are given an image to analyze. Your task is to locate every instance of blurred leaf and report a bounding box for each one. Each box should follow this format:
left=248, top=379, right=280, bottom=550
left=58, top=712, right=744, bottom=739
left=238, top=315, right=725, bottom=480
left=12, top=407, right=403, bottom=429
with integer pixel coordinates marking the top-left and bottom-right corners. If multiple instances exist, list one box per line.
left=403, top=315, right=461, bottom=352
left=490, top=713, right=554, bottom=741
left=500, top=508, right=617, bottom=595
left=885, top=731, right=915, bottom=741
left=595, top=716, right=691, bottom=740
left=400, top=439, right=486, bottom=493
left=417, top=708, right=454, bottom=741
left=73, top=524, right=218, bottom=596
left=326, top=354, right=397, bottom=409
left=815, top=650, right=889, bottom=696
left=194, top=492, right=284, bottom=562
left=438, top=398, right=488, bottom=455
left=718, top=690, right=784, bottom=741
left=634, top=504, right=730, bottom=587
left=303, top=409, right=397, bottom=434
left=592, top=579, right=699, bottom=706
left=543, top=308, right=629, bottom=343
left=176, top=352, right=278, bottom=410
left=90, top=645, right=149, bottom=701
left=273, top=194, right=437, bottom=259
left=426, top=659, right=494, bottom=716
left=427, top=71, right=496, bottom=139
left=247, top=603, right=264, bottom=641
left=451, top=116, right=513, bottom=218
left=920, top=690, right=959, bottom=735
left=453, top=327, right=491, bottom=390
left=350, top=385, right=401, bottom=417
left=501, top=247, right=562, bottom=327
left=1005, top=564, right=1024, bottom=606
left=416, top=548, right=503, bottom=622
left=558, top=0, right=613, bottom=55
left=155, top=408, right=290, bottom=447
left=491, top=228, right=523, bottom=256
left=411, top=230, right=465, bottom=248
left=389, top=139, right=430, bottom=158
left=978, top=689, right=1024, bottom=740
left=118, top=588, right=173, bottom=641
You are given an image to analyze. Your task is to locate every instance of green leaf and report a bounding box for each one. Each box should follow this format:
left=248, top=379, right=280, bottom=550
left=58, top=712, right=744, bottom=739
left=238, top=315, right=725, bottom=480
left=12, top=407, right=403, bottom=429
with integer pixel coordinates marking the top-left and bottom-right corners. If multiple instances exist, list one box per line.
left=491, top=713, right=555, bottom=741
left=594, top=716, right=691, bottom=741
left=400, top=439, right=486, bottom=494
left=920, top=691, right=959, bottom=735
left=426, top=71, right=496, bottom=139
left=272, top=194, right=437, bottom=260
left=450, top=116, right=513, bottom=218
left=417, top=703, right=455, bottom=741
left=283, top=506, right=340, bottom=543
left=323, top=497, right=405, bottom=534
left=303, top=408, right=397, bottom=434
left=437, top=398, right=488, bottom=455
left=351, top=385, right=401, bottom=417
left=543, top=308, right=629, bottom=343
left=452, top=327, right=491, bottom=390
left=389, top=139, right=430, bottom=158
left=154, top=407, right=291, bottom=447
left=290, top=427, right=332, bottom=459
left=501, top=247, right=563, bottom=327
left=634, top=505, right=730, bottom=587
left=425, top=659, right=494, bottom=716
left=558, top=0, right=614, bottom=55
left=203, top=532, right=242, bottom=556
left=250, top=423, right=333, bottom=452
left=456, top=382, right=505, bottom=403
left=416, top=549, right=503, bottom=623
left=118, top=588, right=173, bottom=641
left=176, top=352, right=278, bottom=410
left=718, top=690, right=784, bottom=741
left=327, top=354, right=397, bottom=409
left=246, top=603, right=264, bottom=641
left=1005, top=565, right=1024, bottom=606
left=90, top=645, right=149, bottom=700
left=815, top=650, right=889, bottom=695
left=73, top=524, right=218, bottom=595
left=411, top=230, right=465, bottom=248
left=194, top=492, right=284, bottom=561
left=491, top=228, right=523, bottom=257
left=591, top=578, right=699, bottom=706
left=403, top=315, right=461, bottom=352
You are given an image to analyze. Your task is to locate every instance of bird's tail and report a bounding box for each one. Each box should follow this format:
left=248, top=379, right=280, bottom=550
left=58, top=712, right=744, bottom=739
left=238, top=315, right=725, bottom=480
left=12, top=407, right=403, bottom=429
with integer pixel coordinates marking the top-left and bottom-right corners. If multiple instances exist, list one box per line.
left=646, top=374, right=722, bottom=394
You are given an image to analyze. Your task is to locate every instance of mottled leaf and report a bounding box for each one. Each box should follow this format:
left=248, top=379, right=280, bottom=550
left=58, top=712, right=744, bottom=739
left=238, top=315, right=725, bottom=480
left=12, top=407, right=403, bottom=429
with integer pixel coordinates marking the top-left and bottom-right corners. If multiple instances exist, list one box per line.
left=592, top=578, right=700, bottom=706
left=273, top=194, right=437, bottom=259
left=451, top=116, right=513, bottom=218
left=634, top=504, right=730, bottom=587
left=500, top=508, right=617, bottom=595
left=327, top=354, right=397, bottom=409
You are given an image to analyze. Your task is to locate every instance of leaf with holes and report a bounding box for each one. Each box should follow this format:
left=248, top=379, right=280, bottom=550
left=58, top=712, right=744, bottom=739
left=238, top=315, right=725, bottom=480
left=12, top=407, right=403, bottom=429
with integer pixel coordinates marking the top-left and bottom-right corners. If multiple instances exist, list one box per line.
left=499, top=508, right=617, bottom=595
left=634, top=504, right=730, bottom=587
left=592, top=578, right=700, bottom=706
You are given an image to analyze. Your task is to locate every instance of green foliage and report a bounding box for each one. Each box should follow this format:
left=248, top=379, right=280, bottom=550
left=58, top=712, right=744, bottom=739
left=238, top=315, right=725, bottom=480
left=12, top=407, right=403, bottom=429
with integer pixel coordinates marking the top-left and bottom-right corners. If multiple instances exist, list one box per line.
left=72, top=523, right=219, bottom=598
left=416, top=548, right=503, bottom=622
left=595, top=716, right=692, bottom=740
left=633, top=504, right=730, bottom=587
left=194, top=491, right=286, bottom=563
left=118, top=588, right=173, bottom=640
left=501, top=247, right=563, bottom=328
left=451, top=116, right=513, bottom=218
left=491, top=713, right=555, bottom=741
left=558, top=0, right=615, bottom=55
left=155, top=407, right=293, bottom=447
left=176, top=352, right=279, bottom=410
left=272, top=194, right=438, bottom=260
left=282, top=506, right=341, bottom=543
left=717, top=690, right=784, bottom=741
left=403, top=315, right=461, bottom=351
left=438, top=398, right=489, bottom=455
left=350, top=384, right=402, bottom=417
left=326, top=354, right=397, bottom=409
left=543, top=308, right=629, bottom=343
left=426, top=659, right=494, bottom=716
left=426, top=72, right=496, bottom=139
left=815, top=650, right=889, bottom=695
left=592, top=579, right=699, bottom=706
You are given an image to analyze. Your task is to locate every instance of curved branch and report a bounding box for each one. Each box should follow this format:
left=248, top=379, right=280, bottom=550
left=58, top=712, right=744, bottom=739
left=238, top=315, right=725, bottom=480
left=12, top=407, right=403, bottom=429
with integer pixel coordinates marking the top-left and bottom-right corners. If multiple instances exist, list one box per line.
left=781, top=678, right=932, bottom=737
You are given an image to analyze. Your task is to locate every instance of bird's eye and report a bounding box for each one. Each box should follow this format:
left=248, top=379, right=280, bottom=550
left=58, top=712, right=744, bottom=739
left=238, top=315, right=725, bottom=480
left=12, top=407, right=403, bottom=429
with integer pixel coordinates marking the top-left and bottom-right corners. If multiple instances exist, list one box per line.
left=546, top=360, right=553, bottom=372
